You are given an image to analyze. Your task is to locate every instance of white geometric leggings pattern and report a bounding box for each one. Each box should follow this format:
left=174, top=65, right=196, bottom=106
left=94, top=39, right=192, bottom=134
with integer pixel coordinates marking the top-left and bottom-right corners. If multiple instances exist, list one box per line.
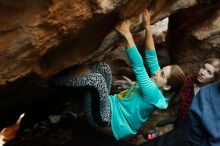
left=54, top=62, right=112, bottom=128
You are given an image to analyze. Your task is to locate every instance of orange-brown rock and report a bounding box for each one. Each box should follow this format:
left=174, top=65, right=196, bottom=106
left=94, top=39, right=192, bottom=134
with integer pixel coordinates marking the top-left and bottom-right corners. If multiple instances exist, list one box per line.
left=167, top=0, right=220, bottom=74
left=0, top=0, right=219, bottom=129
left=0, top=0, right=205, bottom=85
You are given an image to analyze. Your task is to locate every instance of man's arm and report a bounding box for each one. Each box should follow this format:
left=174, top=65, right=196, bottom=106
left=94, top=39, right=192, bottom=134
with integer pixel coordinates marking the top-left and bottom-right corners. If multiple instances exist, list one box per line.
left=188, top=91, right=204, bottom=145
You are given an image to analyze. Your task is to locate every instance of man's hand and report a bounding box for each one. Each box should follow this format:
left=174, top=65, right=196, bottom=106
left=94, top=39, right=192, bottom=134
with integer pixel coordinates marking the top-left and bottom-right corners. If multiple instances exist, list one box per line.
left=113, top=76, right=135, bottom=90
left=122, top=76, right=135, bottom=85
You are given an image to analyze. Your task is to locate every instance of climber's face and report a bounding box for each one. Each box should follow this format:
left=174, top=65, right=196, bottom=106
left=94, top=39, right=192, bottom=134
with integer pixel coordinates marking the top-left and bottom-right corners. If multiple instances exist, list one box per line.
left=151, top=66, right=171, bottom=91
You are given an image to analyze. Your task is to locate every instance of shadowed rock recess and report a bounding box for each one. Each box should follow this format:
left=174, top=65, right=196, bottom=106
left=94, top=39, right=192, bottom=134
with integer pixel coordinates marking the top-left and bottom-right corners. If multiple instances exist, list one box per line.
left=0, top=0, right=220, bottom=145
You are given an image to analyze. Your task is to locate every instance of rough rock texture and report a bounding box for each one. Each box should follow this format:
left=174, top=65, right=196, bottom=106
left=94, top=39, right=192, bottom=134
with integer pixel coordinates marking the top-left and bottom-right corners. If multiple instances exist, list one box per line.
left=0, top=0, right=219, bottom=130
left=0, top=0, right=203, bottom=85
left=167, top=0, right=220, bottom=74
left=0, top=0, right=93, bottom=84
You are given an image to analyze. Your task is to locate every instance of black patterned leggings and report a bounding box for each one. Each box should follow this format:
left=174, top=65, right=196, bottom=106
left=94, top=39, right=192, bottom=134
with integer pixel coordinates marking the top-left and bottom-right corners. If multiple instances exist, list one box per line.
left=54, top=62, right=112, bottom=128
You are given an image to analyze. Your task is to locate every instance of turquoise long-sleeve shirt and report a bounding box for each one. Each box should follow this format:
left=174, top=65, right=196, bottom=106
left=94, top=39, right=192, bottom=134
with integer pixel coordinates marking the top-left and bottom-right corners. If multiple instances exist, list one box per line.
left=109, top=45, right=168, bottom=140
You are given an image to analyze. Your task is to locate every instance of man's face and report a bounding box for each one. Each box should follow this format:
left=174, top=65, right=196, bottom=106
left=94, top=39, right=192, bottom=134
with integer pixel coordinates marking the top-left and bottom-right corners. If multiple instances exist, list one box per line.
left=197, top=63, right=216, bottom=84
left=151, top=66, right=172, bottom=90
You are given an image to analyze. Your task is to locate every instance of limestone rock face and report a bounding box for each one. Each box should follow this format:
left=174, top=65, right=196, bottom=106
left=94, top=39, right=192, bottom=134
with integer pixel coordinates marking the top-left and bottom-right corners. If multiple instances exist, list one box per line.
left=0, top=0, right=202, bottom=85
left=0, top=0, right=93, bottom=85
left=0, top=0, right=219, bottom=128
left=168, top=1, right=220, bottom=74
